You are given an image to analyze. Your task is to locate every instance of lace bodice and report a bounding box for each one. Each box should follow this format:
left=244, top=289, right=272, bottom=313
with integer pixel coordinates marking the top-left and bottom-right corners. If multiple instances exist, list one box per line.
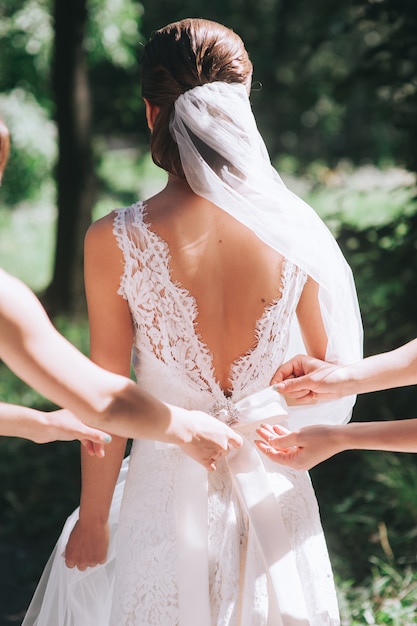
left=113, top=202, right=306, bottom=410
left=109, top=202, right=339, bottom=626
left=21, top=201, right=340, bottom=626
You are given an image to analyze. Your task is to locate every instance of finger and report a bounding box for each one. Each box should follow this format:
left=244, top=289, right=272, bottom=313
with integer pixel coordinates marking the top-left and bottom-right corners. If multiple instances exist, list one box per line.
left=65, top=557, right=87, bottom=570
left=276, top=380, right=312, bottom=397
left=83, top=429, right=112, bottom=445
left=288, top=392, right=319, bottom=405
left=305, top=392, right=318, bottom=404
left=270, top=372, right=284, bottom=385
left=255, top=441, right=294, bottom=464
left=81, top=440, right=95, bottom=456
left=270, top=363, right=295, bottom=385
left=92, top=443, right=106, bottom=458
left=198, top=455, right=217, bottom=471
left=271, top=424, right=291, bottom=436
left=288, top=389, right=313, bottom=400
left=254, top=440, right=280, bottom=456
left=229, top=433, right=243, bottom=449
left=270, top=357, right=306, bottom=384
left=254, top=439, right=295, bottom=456
left=81, top=440, right=108, bottom=457
left=264, top=450, right=294, bottom=466
left=256, top=424, right=276, bottom=441
left=260, top=422, right=276, bottom=434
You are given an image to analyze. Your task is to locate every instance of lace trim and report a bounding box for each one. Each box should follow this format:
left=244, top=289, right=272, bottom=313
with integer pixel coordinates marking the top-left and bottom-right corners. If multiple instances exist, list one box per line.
left=113, top=201, right=306, bottom=400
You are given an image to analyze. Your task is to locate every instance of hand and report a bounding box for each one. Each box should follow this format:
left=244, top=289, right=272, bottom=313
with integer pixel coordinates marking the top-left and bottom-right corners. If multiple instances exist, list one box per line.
left=65, top=518, right=109, bottom=570
left=255, top=423, right=343, bottom=470
left=177, top=410, right=243, bottom=471
left=270, top=355, right=347, bottom=403
left=36, top=409, right=112, bottom=457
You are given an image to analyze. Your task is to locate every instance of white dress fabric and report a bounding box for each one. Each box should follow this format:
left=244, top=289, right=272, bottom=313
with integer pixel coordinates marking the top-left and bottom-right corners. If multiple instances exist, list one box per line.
left=23, top=201, right=340, bottom=626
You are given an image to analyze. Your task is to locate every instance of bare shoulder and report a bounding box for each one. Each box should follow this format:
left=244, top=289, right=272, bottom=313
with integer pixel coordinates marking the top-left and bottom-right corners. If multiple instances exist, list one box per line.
left=84, top=211, right=125, bottom=284
left=85, top=211, right=124, bottom=261
left=85, top=211, right=118, bottom=248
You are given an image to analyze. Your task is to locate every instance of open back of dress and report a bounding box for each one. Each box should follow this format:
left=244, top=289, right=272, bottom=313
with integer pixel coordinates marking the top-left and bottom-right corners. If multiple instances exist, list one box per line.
left=22, top=201, right=340, bottom=626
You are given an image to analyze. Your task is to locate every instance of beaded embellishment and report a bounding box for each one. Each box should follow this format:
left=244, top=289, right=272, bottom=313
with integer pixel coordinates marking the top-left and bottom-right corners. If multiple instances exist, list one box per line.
left=209, top=397, right=240, bottom=427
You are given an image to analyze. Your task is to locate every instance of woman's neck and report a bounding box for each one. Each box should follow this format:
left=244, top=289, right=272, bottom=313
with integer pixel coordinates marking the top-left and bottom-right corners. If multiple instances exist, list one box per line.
left=165, top=174, right=194, bottom=194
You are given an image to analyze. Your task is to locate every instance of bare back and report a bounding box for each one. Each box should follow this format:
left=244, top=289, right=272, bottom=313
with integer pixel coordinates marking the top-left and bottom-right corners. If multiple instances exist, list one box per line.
left=145, top=181, right=285, bottom=393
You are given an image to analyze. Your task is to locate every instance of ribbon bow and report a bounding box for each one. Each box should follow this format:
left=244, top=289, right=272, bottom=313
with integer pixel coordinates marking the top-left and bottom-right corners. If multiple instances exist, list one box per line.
left=177, top=386, right=310, bottom=626
left=210, top=384, right=288, bottom=432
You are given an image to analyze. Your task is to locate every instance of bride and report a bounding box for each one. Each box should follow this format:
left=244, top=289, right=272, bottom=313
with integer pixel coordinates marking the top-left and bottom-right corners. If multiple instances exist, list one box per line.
left=23, top=17, right=362, bottom=626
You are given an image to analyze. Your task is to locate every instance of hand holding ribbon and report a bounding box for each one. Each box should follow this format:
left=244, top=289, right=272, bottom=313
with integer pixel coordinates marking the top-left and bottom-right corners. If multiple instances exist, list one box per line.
left=177, top=386, right=310, bottom=626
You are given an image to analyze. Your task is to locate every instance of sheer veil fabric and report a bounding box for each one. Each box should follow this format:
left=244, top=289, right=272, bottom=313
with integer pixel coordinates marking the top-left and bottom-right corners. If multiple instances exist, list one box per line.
left=170, top=81, right=363, bottom=429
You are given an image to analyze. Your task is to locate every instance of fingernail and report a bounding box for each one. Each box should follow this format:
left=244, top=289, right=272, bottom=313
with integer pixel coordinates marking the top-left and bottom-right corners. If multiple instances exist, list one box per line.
left=104, top=434, right=112, bottom=444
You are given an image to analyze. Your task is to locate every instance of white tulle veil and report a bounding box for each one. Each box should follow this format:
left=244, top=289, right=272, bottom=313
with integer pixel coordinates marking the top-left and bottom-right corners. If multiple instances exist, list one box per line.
left=170, top=81, right=363, bottom=428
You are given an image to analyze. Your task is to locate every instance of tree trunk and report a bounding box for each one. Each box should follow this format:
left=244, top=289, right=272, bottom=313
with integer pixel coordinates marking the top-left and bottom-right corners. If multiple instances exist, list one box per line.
left=45, top=0, right=95, bottom=314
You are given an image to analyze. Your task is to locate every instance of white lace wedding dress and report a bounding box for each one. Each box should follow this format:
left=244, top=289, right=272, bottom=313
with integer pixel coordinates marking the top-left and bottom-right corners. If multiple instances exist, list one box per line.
left=23, top=202, right=340, bottom=626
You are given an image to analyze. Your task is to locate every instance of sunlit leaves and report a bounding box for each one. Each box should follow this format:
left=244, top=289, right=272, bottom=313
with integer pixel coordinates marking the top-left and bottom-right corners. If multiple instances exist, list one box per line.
left=0, top=0, right=53, bottom=101
left=87, top=0, right=144, bottom=68
left=0, top=89, right=56, bottom=205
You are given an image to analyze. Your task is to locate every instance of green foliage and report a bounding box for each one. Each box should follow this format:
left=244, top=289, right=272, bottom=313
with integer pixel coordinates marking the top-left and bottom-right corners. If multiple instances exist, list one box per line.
left=0, top=90, right=57, bottom=206
left=0, top=0, right=53, bottom=104
left=95, top=147, right=167, bottom=213
left=0, top=200, right=55, bottom=291
left=349, top=0, right=417, bottom=174
left=0, top=437, right=81, bottom=537
left=339, top=209, right=417, bottom=353
left=0, top=315, right=90, bottom=537
left=307, top=166, right=417, bottom=601
left=0, top=0, right=146, bottom=210
left=288, top=161, right=417, bottom=354
left=2, top=0, right=416, bottom=213
left=338, top=559, right=417, bottom=625
left=280, top=159, right=417, bottom=230
left=0, top=0, right=143, bottom=93
left=87, top=0, right=144, bottom=68
left=86, top=0, right=145, bottom=133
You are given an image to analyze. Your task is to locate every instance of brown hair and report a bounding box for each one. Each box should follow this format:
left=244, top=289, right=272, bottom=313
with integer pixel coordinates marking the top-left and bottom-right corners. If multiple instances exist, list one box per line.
left=141, top=18, right=253, bottom=178
left=0, top=117, right=10, bottom=183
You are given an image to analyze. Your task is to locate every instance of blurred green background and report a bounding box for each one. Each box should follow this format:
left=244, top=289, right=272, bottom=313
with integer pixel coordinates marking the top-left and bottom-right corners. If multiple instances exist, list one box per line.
left=1, top=1, right=417, bottom=624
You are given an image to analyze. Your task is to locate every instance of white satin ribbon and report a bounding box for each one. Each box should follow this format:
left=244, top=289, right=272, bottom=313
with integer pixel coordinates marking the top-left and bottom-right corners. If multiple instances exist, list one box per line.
left=177, top=386, right=310, bottom=626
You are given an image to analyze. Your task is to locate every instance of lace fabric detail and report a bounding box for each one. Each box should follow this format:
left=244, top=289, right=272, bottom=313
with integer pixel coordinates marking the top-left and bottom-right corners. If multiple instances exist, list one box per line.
left=109, top=202, right=340, bottom=625
left=113, top=204, right=218, bottom=398
left=113, top=202, right=306, bottom=404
